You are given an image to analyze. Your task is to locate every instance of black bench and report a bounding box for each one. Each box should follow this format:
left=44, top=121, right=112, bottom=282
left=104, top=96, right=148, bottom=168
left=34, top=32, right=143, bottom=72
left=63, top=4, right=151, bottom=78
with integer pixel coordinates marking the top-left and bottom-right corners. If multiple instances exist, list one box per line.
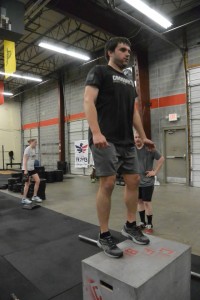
left=6, top=163, right=21, bottom=169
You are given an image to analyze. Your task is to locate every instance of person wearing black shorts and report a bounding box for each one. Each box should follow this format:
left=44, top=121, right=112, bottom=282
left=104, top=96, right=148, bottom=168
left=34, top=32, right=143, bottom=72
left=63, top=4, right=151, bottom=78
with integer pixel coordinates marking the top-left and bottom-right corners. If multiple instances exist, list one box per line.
left=84, top=37, right=155, bottom=258
left=134, top=132, right=164, bottom=234
left=21, top=139, right=42, bottom=205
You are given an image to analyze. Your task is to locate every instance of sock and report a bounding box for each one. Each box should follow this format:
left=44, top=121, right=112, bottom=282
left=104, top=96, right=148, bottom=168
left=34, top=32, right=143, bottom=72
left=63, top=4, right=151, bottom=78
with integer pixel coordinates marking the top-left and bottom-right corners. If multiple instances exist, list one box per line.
left=147, top=215, right=153, bottom=226
left=100, top=231, right=111, bottom=238
left=126, top=221, right=136, bottom=228
left=139, top=210, right=146, bottom=224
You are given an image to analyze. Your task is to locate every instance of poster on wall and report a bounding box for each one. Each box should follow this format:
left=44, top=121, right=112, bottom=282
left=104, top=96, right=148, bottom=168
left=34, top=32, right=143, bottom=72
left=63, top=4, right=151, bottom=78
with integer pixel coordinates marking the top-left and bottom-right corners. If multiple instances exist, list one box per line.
left=74, top=140, right=89, bottom=168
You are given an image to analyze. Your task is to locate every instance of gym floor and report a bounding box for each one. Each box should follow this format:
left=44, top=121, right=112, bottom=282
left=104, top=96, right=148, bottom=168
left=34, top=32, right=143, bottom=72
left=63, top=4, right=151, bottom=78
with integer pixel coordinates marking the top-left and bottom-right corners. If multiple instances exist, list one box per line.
left=3, top=175, right=200, bottom=255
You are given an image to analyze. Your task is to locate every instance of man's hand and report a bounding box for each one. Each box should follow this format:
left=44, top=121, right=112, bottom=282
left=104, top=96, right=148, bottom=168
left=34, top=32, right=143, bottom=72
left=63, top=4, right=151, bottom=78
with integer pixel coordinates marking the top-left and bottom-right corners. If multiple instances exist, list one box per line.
left=146, top=170, right=156, bottom=177
left=93, top=132, right=109, bottom=148
left=142, top=138, right=155, bottom=150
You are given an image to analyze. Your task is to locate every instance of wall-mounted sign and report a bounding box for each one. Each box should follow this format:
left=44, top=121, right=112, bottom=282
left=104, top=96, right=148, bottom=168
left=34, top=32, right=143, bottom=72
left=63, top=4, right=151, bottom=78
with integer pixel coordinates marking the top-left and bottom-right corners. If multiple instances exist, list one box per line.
left=169, top=113, right=178, bottom=122
left=74, top=140, right=89, bottom=168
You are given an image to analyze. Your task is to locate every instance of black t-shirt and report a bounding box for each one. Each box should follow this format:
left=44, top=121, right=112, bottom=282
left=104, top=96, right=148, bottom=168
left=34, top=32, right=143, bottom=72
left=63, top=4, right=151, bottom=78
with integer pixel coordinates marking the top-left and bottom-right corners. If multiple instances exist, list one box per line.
left=85, top=65, right=137, bottom=146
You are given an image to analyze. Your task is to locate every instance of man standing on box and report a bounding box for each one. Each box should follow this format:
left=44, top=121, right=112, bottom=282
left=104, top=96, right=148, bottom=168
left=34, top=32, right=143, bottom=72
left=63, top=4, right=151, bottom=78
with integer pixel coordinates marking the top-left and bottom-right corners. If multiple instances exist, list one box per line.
left=84, top=37, right=155, bottom=258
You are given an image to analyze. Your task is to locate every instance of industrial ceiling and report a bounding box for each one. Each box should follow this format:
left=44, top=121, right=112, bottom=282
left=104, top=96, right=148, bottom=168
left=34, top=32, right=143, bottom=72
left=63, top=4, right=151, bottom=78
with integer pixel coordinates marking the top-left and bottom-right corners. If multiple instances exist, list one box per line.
left=1, top=0, right=200, bottom=94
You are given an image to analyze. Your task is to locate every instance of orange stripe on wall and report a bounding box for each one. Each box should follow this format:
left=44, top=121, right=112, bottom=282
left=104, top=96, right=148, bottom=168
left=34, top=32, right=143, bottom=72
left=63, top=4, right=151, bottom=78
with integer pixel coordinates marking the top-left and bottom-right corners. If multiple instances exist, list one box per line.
left=22, top=118, right=59, bottom=130
left=22, top=114, right=86, bottom=130
left=39, top=118, right=58, bottom=127
left=22, top=94, right=186, bottom=129
left=150, top=93, right=186, bottom=109
left=65, top=112, right=85, bottom=122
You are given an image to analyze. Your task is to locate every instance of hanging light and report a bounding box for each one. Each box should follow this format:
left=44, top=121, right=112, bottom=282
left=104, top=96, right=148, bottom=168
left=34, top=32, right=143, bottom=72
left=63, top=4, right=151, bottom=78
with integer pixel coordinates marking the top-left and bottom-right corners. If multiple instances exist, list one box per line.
left=123, top=0, right=172, bottom=29
left=39, top=42, right=90, bottom=61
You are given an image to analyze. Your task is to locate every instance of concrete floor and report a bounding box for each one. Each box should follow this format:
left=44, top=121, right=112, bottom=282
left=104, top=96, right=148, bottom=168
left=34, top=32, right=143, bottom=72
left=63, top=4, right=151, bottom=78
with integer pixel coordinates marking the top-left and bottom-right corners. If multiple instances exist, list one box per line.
left=41, top=176, right=200, bottom=256
left=3, top=176, right=200, bottom=255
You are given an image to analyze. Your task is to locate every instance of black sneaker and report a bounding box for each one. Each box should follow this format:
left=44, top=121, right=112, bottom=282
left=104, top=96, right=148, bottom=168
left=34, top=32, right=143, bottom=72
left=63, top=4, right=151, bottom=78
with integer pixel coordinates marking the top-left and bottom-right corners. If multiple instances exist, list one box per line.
left=97, top=234, right=123, bottom=258
left=138, top=222, right=146, bottom=230
left=121, top=224, right=150, bottom=245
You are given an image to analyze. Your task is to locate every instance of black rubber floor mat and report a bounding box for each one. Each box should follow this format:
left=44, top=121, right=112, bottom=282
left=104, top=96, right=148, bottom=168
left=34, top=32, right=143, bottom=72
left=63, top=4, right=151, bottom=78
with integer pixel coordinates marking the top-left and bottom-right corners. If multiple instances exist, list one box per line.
left=191, top=254, right=200, bottom=300
left=5, top=233, right=100, bottom=299
left=0, top=256, right=47, bottom=300
left=50, top=283, right=83, bottom=300
left=1, top=191, right=199, bottom=300
left=0, top=192, right=20, bottom=211
left=0, top=205, right=96, bottom=256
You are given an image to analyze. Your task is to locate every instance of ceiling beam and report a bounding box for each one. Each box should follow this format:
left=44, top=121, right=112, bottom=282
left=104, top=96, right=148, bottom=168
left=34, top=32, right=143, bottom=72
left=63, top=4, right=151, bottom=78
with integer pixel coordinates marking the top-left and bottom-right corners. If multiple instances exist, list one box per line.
left=47, top=0, right=135, bottom=37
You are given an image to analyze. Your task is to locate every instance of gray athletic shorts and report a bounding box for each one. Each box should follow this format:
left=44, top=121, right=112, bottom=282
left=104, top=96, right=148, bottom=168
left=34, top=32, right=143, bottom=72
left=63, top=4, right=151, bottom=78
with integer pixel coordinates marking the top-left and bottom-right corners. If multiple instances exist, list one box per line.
left=91, top=142, right=139, bottom=177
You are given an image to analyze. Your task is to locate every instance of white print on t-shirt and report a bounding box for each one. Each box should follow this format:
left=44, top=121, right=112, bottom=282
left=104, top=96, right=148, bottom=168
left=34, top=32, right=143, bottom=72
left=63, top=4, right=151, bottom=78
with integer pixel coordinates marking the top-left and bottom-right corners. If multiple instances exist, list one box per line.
left=112, top=75, right=134, bottom=87
left=22, top=146, right=36, bottom=171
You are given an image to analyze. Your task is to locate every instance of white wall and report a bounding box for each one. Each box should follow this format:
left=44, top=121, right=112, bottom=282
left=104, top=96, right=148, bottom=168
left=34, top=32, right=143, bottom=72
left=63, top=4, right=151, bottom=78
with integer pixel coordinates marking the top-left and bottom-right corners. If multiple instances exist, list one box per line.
left=0, top=100, right=21, bottom=169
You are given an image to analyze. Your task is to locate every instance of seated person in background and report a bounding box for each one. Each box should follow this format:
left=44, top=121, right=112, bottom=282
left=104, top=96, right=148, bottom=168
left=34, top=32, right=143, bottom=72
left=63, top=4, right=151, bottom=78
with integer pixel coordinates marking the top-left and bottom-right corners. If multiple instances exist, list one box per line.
left=134, top=132, right=164, bottom=234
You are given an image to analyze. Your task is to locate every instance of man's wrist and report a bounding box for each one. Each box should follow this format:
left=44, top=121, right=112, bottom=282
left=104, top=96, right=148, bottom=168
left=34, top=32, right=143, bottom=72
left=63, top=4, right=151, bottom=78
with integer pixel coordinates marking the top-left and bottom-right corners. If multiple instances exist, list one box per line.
left=141, top=136, right=147, bottom=141
left=92, top=129, right=101, bottom=135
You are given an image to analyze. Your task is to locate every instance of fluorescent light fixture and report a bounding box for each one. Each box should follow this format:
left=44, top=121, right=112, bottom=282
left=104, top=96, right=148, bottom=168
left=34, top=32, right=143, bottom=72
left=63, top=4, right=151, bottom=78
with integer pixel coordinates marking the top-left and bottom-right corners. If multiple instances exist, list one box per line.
left=123, top=0, right=172, bottom=29
left=0, top=71, right=42, bottom=82
left=2, top=92, right=13, bottom=96
left=39, top=42, right=90, bottom=61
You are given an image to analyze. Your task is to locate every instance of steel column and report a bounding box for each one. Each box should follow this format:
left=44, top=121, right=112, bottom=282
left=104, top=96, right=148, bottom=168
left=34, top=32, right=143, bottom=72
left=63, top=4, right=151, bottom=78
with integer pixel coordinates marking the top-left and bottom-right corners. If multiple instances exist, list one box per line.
left=58, top=74, right=65, bottom=162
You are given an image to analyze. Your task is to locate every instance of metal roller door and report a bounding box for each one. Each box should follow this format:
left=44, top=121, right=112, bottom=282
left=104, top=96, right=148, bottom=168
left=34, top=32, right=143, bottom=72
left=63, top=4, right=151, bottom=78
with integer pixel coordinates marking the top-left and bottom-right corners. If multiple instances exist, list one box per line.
left=68, top=119, right=91, bottom=175
left=188, top=67, right=200, bottom=187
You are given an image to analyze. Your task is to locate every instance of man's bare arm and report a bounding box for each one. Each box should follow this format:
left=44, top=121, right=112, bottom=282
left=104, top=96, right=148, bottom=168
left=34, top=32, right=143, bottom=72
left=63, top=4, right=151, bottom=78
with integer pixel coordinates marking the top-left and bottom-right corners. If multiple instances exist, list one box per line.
left=133, top=108, right=155, bottom=149
left=84, top=86, right=108, bottom=148
left=146, top=156, right=165, bottom=177
left=133, top=108, right=146, bottom=140
left=154, top=156, right=165, bottom=175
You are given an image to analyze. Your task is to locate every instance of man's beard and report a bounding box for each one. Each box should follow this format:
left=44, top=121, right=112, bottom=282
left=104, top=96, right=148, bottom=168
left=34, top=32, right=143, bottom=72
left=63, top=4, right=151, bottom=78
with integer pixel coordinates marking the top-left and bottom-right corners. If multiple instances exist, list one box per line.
left=115, top=58, right=128, bottom=70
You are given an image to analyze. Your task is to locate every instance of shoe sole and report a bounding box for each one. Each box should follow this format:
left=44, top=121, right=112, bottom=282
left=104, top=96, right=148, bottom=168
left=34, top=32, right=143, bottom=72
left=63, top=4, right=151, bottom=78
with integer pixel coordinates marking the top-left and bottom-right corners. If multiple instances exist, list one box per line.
left=21, top=201, right=32, bottom=205
left=97, top=241, right=123, bottom=258
left=32, top=200, right=42, bottom=203
left=121, top=229, right=150, bottom=245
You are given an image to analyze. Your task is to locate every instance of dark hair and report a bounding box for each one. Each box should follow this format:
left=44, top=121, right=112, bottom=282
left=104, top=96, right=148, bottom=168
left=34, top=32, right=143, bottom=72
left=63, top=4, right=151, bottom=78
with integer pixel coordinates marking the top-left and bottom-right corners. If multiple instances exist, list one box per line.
left=104, top=37, right=131, bottom=61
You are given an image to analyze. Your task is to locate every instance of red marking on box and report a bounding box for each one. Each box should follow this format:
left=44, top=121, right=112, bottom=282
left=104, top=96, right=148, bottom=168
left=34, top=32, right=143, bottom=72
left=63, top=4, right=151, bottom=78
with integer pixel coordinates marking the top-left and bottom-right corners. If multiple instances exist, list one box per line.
left=87, top=278, right=103, bottom=300
left=144, top=247, right=156, bottom=255
left=159, top=248, right=175, bottom=256
left=124, top=248, right=139, bottom=256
